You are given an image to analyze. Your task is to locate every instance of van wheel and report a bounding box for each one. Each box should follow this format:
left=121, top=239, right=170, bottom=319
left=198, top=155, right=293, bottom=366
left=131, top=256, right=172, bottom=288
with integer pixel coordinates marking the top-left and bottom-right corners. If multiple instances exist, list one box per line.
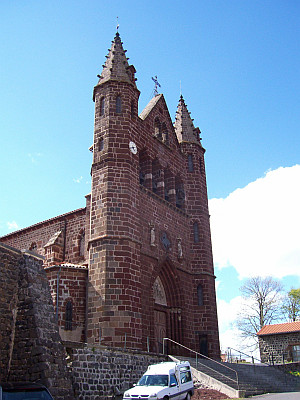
left=163, top=396, right=169, bottom=400
left=185, top=393, right=191, bottom=400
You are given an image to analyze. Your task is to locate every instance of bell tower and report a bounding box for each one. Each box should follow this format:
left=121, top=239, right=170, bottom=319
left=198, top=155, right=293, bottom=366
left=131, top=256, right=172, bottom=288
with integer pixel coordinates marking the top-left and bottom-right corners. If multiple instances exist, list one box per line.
left=174, top=96, right=220, bottom=357
left=87, top=32, right=142, bottom=347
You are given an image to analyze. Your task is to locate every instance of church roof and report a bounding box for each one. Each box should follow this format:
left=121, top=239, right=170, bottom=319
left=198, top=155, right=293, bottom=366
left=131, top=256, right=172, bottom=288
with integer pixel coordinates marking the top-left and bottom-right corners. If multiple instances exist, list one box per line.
left=139, top=94, right=163, bottom=120
left=96, top=31, right=137, bottom=88
left=174, top=95, right=201, bottom=145
left=0, top=208, right=86, bottom=239
left=257, top=321, right=300, bottom=336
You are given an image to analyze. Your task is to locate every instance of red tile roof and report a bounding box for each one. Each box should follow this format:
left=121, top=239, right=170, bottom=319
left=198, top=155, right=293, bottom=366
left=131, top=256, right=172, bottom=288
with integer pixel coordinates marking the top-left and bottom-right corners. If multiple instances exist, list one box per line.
left=257, top=321, right=300, bottom=336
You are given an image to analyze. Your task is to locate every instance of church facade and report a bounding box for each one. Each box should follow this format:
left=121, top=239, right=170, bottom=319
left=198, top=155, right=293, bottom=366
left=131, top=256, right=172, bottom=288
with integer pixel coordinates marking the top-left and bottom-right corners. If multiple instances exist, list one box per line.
left=1, top=32, right=220, bottom=359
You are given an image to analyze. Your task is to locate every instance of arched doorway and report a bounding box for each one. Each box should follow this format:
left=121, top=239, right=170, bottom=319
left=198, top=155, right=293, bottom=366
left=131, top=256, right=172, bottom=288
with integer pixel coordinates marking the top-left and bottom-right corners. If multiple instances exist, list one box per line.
left=153, top=276, right=167, bottom=353
left=152, top=262, right=183, bottom=354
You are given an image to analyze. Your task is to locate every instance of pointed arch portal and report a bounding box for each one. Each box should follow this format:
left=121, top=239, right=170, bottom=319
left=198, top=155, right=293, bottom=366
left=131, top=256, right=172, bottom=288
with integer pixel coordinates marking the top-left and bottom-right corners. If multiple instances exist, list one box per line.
left=152, top=261, right=183, bottom=353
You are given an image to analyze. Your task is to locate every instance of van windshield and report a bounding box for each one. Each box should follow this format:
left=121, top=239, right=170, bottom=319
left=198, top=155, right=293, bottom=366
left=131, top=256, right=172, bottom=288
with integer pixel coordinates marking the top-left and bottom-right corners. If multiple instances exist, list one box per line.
left=137, top=375, right=169, bottom=387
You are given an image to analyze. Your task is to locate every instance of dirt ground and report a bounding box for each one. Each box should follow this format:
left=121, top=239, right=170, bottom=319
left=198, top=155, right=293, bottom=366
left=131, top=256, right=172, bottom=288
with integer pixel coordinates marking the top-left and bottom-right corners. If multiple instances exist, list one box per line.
left=191, top=388, right=229, bottom=400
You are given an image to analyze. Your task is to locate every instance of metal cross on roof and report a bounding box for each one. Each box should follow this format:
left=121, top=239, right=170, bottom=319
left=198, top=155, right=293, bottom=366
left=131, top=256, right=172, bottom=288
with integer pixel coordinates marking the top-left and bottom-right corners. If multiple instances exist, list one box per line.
left=151, top=75, right=161, bottom=96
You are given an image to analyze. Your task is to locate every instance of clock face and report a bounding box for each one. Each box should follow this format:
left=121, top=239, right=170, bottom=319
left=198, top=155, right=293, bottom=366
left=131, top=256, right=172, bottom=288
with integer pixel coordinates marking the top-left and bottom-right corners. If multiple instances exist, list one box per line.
left=129, top=141, right=137, bottom=154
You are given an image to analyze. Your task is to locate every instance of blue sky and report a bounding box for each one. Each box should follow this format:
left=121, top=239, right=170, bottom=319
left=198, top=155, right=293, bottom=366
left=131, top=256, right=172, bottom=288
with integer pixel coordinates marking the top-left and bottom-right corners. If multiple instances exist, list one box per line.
left=1, top=1, right=300, bottom=353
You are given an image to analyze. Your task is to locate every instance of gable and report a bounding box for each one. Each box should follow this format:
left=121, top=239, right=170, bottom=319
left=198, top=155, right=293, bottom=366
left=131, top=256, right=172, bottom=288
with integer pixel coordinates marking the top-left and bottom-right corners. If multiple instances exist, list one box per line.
left=139, top=94, right=180, bottom=150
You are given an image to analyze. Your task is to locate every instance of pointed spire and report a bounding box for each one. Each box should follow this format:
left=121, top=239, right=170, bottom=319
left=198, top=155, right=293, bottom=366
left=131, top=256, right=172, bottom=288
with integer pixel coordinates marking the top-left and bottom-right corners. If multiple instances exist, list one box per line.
left=96, top=32, right=137, bottom=88
left=174, top=95, right=201, bottom=145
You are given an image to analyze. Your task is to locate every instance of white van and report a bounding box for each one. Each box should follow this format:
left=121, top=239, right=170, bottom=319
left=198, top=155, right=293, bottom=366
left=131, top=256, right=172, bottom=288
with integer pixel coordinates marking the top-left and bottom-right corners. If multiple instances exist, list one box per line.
left=123, top=361, right=194, bottom=400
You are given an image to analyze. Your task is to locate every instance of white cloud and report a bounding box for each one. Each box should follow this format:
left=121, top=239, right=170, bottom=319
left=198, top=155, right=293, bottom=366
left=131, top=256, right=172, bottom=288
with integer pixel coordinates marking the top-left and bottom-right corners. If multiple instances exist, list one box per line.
left=28, top=152, right=43, bottom=164
left=73, top=176, right=83, bottom=183
left=7, top=221, right=20, bottom=232
left=209, top=165, right=300, bottom=279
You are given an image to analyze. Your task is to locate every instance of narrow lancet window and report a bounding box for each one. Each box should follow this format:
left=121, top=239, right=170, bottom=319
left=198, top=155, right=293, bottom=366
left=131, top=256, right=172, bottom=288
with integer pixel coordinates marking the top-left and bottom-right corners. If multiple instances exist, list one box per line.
left=188, top=154, right=194, bottom=172
left=197, top=284, right=204, bottom=306
left=65, top=301, right=73, bottom=330
left=98, top=138, right=104, bottom=151
left=116, top=96, right=122, bottom=113
left=100, top=97, right=105, bottom=116
left=193, top=222, right=199, bottom=243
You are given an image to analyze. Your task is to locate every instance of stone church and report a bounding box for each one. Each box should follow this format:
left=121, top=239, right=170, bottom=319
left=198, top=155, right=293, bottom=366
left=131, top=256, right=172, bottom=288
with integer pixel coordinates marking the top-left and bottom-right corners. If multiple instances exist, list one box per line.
left=1, top=32, right=220, bottom=359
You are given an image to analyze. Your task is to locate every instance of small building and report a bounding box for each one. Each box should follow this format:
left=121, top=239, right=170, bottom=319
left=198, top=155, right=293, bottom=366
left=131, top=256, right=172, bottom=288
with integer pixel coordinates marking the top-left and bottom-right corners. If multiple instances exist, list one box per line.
left=257, top=321, right=300, bottom=364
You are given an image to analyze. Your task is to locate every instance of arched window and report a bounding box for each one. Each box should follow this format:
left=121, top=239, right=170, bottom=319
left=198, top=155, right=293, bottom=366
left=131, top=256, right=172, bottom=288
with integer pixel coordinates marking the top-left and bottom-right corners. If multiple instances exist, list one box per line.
left=79, top=231, right=85, bottom=257
left=100, top=97, right=105, bottom=116
left=193, top=222, right=199, bottom=243
left=139, top=170, right=145, bottom=186
left=152, top=159, right=163, bottom=196
left=188, top=154, right=194, bottom=172
left=116, top=96, right=122, bottom=113
left=65, top=301, right=73, bottom=330
left=161, top=123, right=168, bottom=145
left=29, top=242, right=37, bottom=251
left=98, top=138, right=104, bottom=151
left=175, top=176, right=185, bottom=209
left=197, top=284, right=204, bottom=306
left=164, top=168, right=172, bottom=202
left=139, top=150, right=151, bottom=189
left=154, top=118, right=161, bottom=139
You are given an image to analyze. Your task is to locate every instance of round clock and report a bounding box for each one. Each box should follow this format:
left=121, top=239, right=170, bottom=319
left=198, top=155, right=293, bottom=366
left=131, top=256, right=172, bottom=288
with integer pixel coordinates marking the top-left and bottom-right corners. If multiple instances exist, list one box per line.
left=129, top=141, right=137, bottom=155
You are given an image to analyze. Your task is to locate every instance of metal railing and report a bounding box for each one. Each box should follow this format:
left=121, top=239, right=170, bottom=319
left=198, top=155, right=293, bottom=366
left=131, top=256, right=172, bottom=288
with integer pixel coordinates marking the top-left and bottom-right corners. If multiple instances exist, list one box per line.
left=163, top=338, right=239, bottom=391
left=228, top=346, right=300, bottom=365
left=226, top=347, right=270, bottom=366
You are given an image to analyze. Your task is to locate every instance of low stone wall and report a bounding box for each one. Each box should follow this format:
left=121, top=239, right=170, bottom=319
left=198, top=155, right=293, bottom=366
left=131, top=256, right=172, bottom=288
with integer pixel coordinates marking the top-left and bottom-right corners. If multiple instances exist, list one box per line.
left=275, top=361, right=300, bottom=373
left=69, top=344, right=167, bottom=400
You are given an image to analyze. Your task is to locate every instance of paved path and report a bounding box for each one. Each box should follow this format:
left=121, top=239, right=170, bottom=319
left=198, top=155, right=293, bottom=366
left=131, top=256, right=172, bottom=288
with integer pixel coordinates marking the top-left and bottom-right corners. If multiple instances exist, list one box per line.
left=250, top=392, right=300, bottom=400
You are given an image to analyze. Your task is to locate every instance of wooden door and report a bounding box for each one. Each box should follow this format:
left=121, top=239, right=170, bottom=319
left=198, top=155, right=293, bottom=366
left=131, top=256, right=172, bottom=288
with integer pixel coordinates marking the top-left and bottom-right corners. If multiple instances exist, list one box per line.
left=154, top=310, right=167, bottom=353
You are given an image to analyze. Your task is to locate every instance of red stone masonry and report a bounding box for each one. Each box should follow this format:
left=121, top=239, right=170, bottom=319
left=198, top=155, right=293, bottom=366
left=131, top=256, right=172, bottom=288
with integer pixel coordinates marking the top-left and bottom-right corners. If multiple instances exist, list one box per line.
left=0, top=32, right=220, bottom=359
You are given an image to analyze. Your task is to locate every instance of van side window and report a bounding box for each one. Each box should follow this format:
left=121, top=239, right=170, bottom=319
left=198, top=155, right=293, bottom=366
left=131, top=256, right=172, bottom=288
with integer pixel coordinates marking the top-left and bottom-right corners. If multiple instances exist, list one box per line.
left=170, top=374, right=178, bottom=386
left=180, top=369, right=192, bottom=384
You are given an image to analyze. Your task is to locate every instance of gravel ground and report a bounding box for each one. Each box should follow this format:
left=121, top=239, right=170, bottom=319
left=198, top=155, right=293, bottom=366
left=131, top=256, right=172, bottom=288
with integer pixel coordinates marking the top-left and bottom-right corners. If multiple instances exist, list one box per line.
left=191, top=388, right=229, bottom=400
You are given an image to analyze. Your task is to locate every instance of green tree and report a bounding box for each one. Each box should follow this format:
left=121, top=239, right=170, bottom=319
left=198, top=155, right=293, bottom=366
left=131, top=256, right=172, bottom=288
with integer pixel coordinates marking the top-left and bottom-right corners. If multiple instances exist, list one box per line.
left=282, top=288, right=300, bottom=322
left=236, top=276, right=284, bottom=345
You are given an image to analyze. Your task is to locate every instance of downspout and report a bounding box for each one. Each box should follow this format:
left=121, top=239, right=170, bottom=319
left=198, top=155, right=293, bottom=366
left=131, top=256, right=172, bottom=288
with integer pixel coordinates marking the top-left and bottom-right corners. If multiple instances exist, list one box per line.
left=62, top=218, right=67, bottom=261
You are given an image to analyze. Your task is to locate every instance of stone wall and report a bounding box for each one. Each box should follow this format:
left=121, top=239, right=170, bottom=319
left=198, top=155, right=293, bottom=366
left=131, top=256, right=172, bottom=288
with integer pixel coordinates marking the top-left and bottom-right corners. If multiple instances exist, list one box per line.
left=68, top=344, right=167, bottom=400
left=275, top=361, right=300, bottom=373
left=259, top=332, right=300, bottom=364
left=0, top=243, right=75, bottom=400
left=0, top=244, right=19, bottom=380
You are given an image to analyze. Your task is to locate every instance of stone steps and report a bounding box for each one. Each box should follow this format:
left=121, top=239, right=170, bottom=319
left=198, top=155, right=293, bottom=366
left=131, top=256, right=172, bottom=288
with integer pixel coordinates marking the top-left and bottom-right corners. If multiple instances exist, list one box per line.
left=172, top=356, right=300, bottom=397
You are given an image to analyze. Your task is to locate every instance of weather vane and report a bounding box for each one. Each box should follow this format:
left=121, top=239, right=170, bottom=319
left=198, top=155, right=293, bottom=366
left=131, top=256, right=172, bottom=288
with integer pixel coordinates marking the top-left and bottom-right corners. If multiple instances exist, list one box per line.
left=151, top=75, right=161, bottom=96
left=116, top=16, right=119, bottom=31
